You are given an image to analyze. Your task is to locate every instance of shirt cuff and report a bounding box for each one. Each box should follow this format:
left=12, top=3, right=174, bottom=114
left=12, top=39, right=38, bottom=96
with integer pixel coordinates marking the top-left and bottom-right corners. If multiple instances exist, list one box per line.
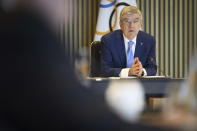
left=142, top=68, right=147, bottom=76
left=120, top=68, right=147, bottom=77
left=119, top=68, right=130, bottom=77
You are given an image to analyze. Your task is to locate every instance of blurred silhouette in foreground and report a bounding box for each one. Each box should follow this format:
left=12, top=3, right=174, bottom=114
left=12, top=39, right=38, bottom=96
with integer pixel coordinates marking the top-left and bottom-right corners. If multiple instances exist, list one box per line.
left=0, top=0, right=165, bottom=130
left=144, top=55, right=197, bottom=130
left=160, top=55, right=197, bottom=130
left=0, top=0, right=121, bottom=129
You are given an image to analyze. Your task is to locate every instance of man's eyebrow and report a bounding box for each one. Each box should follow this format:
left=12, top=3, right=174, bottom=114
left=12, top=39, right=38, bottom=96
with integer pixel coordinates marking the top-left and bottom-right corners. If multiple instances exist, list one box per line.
left=123, top=18, right=140, bottom=21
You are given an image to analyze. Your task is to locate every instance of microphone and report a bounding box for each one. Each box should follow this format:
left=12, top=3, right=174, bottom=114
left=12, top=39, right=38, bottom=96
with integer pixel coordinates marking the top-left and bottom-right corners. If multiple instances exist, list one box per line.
left=157, top=67, right=168, bottom=77
left=148, top=57, right=168, bottom=77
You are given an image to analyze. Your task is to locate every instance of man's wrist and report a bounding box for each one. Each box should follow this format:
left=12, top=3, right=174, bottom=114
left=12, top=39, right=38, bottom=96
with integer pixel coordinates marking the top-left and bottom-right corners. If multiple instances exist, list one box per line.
left=119, top=68, right=130, bottom=77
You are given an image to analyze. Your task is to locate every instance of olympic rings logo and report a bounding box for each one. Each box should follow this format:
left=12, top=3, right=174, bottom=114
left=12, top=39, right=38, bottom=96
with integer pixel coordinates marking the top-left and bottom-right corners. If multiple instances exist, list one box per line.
left=95, top=1, right=130, bottom=36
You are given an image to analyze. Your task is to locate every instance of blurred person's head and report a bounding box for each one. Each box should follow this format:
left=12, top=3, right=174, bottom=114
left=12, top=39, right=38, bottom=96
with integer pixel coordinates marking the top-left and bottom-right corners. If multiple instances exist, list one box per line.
left=119, top=6, right=142, bottom=40
left=105, top=80, right=145, bottom=123
left=1, top=0, right=66, bottom=32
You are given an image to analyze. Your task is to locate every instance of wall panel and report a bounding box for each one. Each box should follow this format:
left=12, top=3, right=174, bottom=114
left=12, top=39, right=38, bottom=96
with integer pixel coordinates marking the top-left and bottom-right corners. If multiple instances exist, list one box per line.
left=62, top=0, right=100, bottom=65
left=136, top=0, right=197, bottom=78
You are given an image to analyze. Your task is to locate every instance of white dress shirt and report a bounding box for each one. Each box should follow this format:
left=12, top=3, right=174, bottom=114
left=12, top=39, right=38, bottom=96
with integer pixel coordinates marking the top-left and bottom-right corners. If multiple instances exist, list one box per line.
left=119, top=35, right=147, bottom=77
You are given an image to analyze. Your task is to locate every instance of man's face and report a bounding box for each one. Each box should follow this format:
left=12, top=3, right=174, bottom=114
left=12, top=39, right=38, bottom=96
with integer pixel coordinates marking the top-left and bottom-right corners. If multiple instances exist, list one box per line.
left=119, top=13, right=142, bottom=40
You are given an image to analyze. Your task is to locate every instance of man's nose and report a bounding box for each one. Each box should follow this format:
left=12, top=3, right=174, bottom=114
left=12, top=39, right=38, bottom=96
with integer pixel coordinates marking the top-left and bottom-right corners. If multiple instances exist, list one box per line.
left=128, top=22, right=135, bottom=27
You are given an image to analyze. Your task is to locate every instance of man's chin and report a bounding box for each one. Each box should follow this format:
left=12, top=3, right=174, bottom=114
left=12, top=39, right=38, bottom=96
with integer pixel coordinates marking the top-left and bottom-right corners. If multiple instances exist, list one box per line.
left=127, top=34, right=136, bottom=40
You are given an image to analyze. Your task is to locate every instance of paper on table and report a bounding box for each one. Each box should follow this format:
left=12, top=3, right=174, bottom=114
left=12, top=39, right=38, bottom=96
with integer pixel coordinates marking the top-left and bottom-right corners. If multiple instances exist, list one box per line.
left=120, top=76, right=137, bottom=79
left=142, top=76, right=167, bottom=78
left=86, top=76, right=168, bottom=81
left=120, top=76, right=167, bottom=79
left=108, top=77, right=121, bottom=80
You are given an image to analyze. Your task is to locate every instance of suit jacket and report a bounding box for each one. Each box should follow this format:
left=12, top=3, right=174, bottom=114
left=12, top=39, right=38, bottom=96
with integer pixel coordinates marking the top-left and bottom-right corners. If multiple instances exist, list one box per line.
left=101, top=29, right=157, bottom=77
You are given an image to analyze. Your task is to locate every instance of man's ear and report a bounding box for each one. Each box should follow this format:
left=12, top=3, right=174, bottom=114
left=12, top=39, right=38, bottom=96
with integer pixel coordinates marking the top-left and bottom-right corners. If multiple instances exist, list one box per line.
left=119, top=21, right=123, bottom=29
left=140, top=19, right=143, bottom=27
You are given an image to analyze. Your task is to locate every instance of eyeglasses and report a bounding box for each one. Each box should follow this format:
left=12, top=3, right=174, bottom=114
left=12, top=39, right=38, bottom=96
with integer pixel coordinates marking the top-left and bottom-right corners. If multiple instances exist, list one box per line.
left=122, top=19, right=140, bottom=26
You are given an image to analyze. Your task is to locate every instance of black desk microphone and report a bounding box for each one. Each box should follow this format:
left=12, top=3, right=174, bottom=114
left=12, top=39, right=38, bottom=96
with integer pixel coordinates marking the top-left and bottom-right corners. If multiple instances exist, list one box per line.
left=149, top=57, right=168, bottom=77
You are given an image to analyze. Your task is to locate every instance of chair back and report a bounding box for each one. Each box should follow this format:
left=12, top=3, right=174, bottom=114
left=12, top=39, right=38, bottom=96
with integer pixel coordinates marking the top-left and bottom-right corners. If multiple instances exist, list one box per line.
left=90, top=41, right=102, bottom=77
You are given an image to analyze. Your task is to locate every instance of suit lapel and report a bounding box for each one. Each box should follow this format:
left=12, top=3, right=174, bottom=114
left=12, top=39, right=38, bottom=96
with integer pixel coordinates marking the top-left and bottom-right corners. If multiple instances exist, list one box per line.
left=115, top=30, right=126, bottom=65
left=134, top=31, right=143, bottom=58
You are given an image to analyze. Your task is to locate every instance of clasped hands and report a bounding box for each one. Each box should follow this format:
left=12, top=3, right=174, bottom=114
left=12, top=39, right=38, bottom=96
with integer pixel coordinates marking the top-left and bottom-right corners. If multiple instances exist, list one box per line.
left=128, top=57, right=143, bottom=77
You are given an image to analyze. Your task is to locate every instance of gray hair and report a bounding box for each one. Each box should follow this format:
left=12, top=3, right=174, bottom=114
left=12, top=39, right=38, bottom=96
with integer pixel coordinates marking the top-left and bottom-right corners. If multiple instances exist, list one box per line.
left=120, top=6, right=142, bottom=21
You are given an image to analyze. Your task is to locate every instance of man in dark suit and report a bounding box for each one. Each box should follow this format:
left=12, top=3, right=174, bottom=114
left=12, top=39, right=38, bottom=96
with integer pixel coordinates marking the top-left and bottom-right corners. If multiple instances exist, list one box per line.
left=101, top=6, right=157, bottom=77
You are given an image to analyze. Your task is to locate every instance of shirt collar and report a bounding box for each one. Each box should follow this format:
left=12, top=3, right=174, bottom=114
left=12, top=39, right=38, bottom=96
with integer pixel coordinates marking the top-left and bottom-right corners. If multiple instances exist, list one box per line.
left=123, top=35, right=137, bottom=44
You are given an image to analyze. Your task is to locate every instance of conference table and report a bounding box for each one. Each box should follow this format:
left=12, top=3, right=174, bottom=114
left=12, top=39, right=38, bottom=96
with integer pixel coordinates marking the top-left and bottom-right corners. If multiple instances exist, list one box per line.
left=85, top=76, right=197, bottom=130
left=86, top=76, right=185, bottom=98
